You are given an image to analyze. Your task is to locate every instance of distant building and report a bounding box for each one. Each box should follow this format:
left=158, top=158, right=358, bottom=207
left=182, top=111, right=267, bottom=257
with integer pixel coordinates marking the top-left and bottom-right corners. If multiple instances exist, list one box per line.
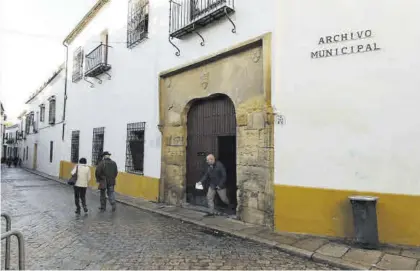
left=4, top=124, right=23, bottom=160
left=1, top=102, right=6, bottom=159
left=21, top=65, right=65, bottom=175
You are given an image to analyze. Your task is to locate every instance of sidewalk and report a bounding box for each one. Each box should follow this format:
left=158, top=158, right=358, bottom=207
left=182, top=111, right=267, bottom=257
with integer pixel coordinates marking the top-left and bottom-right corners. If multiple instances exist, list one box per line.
left=24, top=168, right=420, bottom=270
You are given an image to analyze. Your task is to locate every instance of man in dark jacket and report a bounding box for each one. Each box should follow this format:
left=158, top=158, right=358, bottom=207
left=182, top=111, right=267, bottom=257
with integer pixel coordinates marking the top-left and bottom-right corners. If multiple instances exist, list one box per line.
left=95, top=151, right=118, bottom=212
left=197, top=154, right=231, bottom=216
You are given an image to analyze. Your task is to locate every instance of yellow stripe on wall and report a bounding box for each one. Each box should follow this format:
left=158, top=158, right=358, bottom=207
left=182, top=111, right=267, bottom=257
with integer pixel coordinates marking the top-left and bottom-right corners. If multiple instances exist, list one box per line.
left=60, top=160, right=159, bottom=202
left=274, top=184, right=420, bottom=246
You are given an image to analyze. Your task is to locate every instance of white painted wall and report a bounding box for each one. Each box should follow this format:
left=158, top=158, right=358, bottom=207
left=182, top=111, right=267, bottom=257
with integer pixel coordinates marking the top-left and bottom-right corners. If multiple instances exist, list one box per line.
left=65, top=0, right=278, bottom=178
left=274, top=0, right=420, bottom=195
left=22, top=70, right=67, bottom=177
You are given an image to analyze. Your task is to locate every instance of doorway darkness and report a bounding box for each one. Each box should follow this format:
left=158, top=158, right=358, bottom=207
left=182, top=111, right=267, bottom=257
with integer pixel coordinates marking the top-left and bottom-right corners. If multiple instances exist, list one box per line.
left=186, top=94, right=237, bottom=214
left=217, top=135, right=237, bottom=212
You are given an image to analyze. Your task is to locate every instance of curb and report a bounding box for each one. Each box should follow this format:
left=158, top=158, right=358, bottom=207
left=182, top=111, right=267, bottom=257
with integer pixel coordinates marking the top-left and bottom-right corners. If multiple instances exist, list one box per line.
left=22, top=168, right=365, bottom=270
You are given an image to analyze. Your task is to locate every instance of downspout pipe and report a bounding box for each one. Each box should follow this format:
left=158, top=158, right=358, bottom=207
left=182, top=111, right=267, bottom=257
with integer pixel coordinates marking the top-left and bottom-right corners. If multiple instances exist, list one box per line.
left=62, top=42, right=69, bottom=141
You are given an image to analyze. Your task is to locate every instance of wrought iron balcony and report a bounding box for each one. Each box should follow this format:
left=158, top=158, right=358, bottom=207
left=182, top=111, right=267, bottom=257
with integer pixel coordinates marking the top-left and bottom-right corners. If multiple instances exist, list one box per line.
left=169, top=0, right=235, bottom=39
left=84, top=43, right=111, bottom=78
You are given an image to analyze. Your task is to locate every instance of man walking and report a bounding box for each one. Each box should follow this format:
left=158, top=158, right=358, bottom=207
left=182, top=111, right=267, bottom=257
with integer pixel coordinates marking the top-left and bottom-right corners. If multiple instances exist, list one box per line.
left=95, top=151, right=118, bottom=212
left=197, top=154, right=233, bottom=216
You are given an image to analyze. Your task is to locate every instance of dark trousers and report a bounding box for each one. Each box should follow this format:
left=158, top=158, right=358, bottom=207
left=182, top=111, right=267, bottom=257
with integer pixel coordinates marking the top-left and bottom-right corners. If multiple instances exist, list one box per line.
left=100, top=185, right=115, bottom=209
left=74, top=186, right=87, bottom=210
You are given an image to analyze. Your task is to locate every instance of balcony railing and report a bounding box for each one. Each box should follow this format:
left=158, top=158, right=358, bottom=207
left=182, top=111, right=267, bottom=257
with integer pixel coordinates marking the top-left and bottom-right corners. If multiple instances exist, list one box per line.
left=85, top=43, right=111, bottom=78
left=169, top=0, right=235, bottom=39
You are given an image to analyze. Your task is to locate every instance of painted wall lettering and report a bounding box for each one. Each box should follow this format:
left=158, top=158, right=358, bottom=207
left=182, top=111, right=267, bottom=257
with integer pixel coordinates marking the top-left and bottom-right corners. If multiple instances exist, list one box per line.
left=311, top=30, right=380, bottom=59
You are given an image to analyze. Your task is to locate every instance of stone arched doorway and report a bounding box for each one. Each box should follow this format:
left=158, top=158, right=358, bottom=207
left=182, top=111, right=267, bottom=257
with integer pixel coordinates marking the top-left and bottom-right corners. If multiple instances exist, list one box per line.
left=186, top=94, right=237, bottom=213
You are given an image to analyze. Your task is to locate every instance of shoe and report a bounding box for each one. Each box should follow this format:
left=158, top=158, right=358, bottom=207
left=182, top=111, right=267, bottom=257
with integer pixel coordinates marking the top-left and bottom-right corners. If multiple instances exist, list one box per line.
left=75, top=209, right=81, bottom=215
left=98, top=207, right=106, bottom=212
left=111, top=205, right=116, bottom=212
left=83, top=207, right=88, bottom=213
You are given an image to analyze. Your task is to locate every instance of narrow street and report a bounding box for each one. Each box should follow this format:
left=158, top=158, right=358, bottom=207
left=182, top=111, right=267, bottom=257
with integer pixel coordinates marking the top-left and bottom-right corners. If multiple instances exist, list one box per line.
left=1, top=167, right=337, bottom=270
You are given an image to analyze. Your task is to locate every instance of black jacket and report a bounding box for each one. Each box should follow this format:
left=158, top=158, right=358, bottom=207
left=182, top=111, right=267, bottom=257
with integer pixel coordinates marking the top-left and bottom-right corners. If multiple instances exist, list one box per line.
left=95, top=158, right=118, bottom=186
left=200, top=161, right=227, bottom=189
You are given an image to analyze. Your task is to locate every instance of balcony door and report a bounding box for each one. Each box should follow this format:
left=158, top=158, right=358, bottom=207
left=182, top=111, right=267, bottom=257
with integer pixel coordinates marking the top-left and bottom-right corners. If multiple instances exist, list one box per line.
left=100, top=30, right=109, bottom=64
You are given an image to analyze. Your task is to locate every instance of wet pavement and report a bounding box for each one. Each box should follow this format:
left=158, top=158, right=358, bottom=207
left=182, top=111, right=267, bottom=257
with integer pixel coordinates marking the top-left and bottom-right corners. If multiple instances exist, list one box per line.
left=1, top=167, right=337, bottom=270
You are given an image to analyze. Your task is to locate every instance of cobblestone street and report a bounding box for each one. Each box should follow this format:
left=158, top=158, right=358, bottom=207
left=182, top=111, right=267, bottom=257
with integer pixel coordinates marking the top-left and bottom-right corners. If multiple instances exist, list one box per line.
left=1, top=168, right=336, bottom=270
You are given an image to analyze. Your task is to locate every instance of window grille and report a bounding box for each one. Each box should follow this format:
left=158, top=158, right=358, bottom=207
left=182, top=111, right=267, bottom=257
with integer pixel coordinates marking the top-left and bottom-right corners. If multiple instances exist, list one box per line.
left=127, top=0, right=149, bottom=49
left=25, top=116, right=30, bottom=134
left=40, top=105, right=45, bottom=122
left=48, top=98, right=56, bottom=125
left=92, top=127, right=105, bottom=166
left=72, top=47, right=84, bottom=82
left=25, top=113, right=34, bottom=134
left=34, top=112, right=39, bottom=133
left=71, top=130, right=80, bottom=163
left=125, top=122, right=145, bottom=174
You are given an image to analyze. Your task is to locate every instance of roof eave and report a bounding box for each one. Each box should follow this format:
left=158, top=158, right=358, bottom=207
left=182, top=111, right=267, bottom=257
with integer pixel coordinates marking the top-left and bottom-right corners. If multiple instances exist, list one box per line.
left=63, top=0, right=110, bottom=45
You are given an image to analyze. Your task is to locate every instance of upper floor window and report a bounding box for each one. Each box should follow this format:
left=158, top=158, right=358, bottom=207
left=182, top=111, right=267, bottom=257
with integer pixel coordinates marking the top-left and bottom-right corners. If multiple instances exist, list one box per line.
left=25, top=113, right=34, bottom=134
left=40, top=104, right=45, bottom=122
left=127, top=0, right=149, bottom=49
left=34, top=112, right=39, bottom=133
left=48, top=96, right=56, bottom=125
left=72, top=47, right=84, bottom=82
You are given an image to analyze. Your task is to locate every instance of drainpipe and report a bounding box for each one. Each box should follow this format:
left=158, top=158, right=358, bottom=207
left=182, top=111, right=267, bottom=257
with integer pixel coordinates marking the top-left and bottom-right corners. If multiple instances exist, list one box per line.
left=62, top=42, right=69, bottom=141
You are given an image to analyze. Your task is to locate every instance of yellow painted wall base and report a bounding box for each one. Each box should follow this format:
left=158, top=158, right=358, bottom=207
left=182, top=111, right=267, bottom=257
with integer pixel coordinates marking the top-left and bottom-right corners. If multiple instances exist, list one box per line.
left=274, top=184, right=420, bottom=246
left=60, top=160, right=159, bottom=202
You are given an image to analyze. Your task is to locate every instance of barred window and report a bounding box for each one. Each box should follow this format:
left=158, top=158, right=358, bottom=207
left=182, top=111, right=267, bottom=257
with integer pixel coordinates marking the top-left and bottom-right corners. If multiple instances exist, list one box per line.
left=71, top=130, right=80, bottom=163
left=72, top=47, right=84, bottom=82
left=25, top=113, right=34, bottom=134
left=25, top=116, right=30, bottom=134
left=34, top=112, right=39, bottom=133
left=92, top=127, right=105, bottom=166
left=50, top=141, right=54, bottom=163
left=127, top=0, right=149, bottom=49
left=125, top=122, right=145, bottom=174
left=48, top=97, right=56, bottom=125
left=40, top=105, right=45, bottom=122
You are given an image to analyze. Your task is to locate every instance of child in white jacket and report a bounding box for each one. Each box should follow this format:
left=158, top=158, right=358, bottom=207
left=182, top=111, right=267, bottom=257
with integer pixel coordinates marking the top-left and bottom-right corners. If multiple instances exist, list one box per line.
left=71, top=157, right=91, bottom=214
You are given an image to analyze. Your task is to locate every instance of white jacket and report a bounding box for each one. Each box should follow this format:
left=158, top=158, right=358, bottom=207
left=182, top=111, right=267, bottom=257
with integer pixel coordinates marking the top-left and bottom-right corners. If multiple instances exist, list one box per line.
left=71, top=164, right=91, bottom=188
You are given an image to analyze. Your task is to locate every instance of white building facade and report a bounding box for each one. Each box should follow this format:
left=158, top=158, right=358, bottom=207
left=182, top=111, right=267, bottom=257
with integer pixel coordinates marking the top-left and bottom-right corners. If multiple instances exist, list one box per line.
left=273, top=0, right=420, bottom=246
left=21, top=65, right=67, bottom=176
left=26, top=0, right=420, bottom=246
left=61, top=0, right=278, bottom=224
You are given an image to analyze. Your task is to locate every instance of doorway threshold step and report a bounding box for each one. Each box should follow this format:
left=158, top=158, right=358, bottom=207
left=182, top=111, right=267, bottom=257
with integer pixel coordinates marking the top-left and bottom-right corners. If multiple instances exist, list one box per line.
left=161, top=206, right=207, bottom=220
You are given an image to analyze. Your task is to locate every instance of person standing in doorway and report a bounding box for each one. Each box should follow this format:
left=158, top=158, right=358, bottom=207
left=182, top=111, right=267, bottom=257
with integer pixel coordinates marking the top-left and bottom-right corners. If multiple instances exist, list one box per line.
left=71, top=158, right=91, bottom=214
left=95, top=151, right=118, bottom=212
left=197, top=154, right=233, bottom=216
